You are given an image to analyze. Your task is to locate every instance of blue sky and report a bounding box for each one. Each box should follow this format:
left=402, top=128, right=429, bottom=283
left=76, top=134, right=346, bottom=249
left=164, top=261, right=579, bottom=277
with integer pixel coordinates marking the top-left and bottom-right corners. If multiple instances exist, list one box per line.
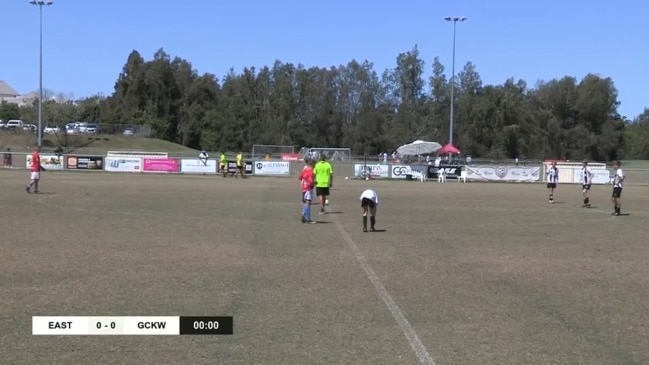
left=2, top=0, right=647, bottom=119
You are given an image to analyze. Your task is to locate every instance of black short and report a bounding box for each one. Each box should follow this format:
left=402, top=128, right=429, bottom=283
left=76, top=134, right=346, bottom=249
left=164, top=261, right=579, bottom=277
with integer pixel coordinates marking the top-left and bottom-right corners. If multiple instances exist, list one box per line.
left=612, top=187, right=622, bottom=198
left=582, top=184, right=591, bottom=191
left=546, top=183, right=556, bottom=189
left=361, top=197, right=375, bottom=209
left=316, top=187, right=329, bottom=196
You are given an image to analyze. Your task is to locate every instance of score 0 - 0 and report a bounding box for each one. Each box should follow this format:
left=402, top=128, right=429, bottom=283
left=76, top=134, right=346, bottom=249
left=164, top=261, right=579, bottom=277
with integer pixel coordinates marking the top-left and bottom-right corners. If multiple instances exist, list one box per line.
left=88, top=317, right=123, bottom=335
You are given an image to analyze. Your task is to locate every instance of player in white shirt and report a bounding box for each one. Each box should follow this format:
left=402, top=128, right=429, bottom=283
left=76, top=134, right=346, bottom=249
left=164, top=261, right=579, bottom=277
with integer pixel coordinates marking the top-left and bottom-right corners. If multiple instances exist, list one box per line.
left=198, top=151, right=209, bottom=165
left=580, top=160, right=594, bottom=208
left=360, top=189, right=379, bottom=232
left=611, top=160, right=625, bottom=216
left=546, top=161, right=559, bottom=203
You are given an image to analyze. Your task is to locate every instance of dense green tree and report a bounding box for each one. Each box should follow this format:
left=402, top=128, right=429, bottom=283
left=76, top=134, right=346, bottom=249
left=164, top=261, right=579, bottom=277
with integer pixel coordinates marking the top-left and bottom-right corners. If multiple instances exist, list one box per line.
left=14, top=46, right=647, bottom=160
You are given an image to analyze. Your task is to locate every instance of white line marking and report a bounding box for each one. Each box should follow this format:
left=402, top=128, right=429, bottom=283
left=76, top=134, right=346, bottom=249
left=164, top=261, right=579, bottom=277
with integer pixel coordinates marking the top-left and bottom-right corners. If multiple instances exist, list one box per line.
left=334, top=220, right=436, bottom=365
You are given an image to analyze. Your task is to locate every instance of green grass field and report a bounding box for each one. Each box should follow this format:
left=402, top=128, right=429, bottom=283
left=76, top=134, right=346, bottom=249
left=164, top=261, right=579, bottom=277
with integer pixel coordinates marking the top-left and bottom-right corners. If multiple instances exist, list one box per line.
left=1, top=170, right=648, bottom=364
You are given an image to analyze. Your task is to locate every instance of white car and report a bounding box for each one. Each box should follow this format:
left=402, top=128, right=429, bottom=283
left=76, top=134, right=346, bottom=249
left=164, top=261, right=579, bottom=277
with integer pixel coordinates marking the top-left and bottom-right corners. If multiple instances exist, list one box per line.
left=6, top=120, right=24, bottom=129
left=44, top=125, right=61, bottom=134
left=85, top=124, right=99, bottom=134
left=123, top=128, right=135, bottom=136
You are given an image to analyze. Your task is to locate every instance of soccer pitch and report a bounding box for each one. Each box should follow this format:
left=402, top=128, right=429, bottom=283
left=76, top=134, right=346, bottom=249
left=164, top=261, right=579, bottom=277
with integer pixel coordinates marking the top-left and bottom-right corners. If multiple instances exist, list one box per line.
left=1, top=170, right=648, bottom=364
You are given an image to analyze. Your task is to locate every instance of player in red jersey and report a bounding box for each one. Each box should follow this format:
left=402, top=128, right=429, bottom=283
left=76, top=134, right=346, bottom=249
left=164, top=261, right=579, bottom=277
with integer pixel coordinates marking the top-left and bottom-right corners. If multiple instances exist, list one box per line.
left=298, top=157, right=316, bottom=224
left=26, top=146, right=45, bottom=193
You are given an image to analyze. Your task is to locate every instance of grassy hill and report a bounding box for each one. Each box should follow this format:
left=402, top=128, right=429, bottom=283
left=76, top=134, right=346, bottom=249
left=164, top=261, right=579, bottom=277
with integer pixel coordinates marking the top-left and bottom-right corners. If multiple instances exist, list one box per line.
left=0, top=133, right=198, bottom=157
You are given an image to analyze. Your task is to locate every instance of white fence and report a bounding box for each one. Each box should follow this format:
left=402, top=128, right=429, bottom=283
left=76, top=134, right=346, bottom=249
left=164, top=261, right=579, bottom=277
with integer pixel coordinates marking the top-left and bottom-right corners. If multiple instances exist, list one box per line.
left=4, top=151, right=649, bottom=185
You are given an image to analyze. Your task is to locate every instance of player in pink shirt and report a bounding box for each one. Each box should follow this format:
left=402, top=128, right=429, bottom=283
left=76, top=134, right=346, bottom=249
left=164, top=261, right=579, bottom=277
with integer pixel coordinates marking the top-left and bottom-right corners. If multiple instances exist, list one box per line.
left=299, top=157, right=316, bottom=224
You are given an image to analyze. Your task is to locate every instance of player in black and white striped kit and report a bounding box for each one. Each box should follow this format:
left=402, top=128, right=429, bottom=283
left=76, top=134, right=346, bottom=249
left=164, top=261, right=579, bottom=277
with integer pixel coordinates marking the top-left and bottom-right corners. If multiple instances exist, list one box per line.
left=546, top=161, right=559, bottom=203
left=611, top=160, right=625, bottom=216
left=580, top=160, right=594, bottom=208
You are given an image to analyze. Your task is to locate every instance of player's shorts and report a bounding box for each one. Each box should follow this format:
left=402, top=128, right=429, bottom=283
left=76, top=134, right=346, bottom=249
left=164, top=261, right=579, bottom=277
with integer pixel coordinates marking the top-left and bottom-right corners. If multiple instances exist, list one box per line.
left=612, top=187, right=622, bottom=198
left=316, top=187, right=330, bottom=197
left=582, top=184, right=591, bottom=191
left=302, top=190, right=313, bottom=202
left=30, top=172, right=40, bottom=180
left=220, top=164, right=226, bottom=170
left=361, top=197, right=376, bottom=209
left=546, top=183, right=556, bottom=189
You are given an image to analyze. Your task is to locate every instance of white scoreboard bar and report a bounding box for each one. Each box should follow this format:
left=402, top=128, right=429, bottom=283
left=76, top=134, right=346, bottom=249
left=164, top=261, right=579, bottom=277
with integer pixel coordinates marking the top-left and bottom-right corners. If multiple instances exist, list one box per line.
left=32, top=316, right=233, bottom=335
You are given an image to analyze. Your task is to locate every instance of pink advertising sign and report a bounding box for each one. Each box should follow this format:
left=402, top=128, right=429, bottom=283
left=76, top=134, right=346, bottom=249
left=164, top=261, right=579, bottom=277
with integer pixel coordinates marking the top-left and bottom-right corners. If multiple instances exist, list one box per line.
left=142, top=158, right=180, bottom=173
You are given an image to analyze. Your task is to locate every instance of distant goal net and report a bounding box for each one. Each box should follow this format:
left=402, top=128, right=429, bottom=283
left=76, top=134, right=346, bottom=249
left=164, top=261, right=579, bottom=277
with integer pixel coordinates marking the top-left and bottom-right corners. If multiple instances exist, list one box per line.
left=251, top=145, right=295, bottom=160
left=298, top=147, right=352, bottom=161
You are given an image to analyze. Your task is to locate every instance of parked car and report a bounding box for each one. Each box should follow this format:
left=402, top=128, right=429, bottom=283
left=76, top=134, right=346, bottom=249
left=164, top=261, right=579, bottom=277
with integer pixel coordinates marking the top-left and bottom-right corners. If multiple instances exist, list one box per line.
left=123, top=128, right=135, bottom=136
left=85, top=124, right=100, bottom=134
left=44, top=125, right=61, bottom=134
left=23, top=124, right=37, bottom=132
left=6, top=120, right=24, bottom=129
left=77, top=122, right=88, bottom=133
left=65, top=125, right=79, bottom=135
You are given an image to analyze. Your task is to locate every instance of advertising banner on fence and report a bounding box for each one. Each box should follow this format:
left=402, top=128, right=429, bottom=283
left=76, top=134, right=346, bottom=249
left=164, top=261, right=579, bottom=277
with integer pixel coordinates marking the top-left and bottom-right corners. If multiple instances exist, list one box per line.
left=219, top=161, right=253, bottom=174
left=66, top=156, right=104, bottom=170
left=390, top=165, right=412, bottom=179
left=26, top=154, right=64, bottom=171
left=427, top=164, right=462, bottom=179
left=281, top=153, right=301, bottom=161
left=466, top=166, right=540, bottom=182
left=571, top=168, right=610, bottom=184
left=181, top=159, right=217, bottom=174
left=254, top=161, right=291, bottom=175
left=142, top=158, right=180, bottom=173
left=354, top=164, right=389, bottom=179
left=105, top=157, right=142, bottom=172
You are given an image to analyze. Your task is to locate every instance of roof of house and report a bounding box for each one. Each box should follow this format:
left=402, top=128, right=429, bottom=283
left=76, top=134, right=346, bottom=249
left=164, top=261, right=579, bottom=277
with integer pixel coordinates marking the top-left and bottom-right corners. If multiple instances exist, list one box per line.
left=0, top=80, right=20, bottom=97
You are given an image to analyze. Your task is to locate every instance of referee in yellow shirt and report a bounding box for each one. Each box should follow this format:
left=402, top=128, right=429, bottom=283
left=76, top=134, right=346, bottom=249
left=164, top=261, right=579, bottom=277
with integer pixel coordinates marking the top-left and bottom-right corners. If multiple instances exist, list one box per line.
left=220, top=152, right=227, bottom=178
left=236, top=151, right=244, bottom=178
left=313, top=153, right=333, bottom=214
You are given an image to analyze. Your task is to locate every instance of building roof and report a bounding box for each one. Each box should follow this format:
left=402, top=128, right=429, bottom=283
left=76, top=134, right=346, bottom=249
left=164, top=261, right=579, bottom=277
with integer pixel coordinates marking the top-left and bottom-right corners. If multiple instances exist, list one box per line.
left=0, top=80, right=20, bottom=97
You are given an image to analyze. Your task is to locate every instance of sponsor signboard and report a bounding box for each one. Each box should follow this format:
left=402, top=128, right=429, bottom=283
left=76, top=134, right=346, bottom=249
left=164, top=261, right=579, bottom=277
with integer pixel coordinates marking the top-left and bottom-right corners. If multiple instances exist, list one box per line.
left=143, top=158, right=180, bottom=173
left=26, top=154, right=64, bottom=171
left=571, top=168, right=610, bottom=185
left=390, top=165, right=412, bottom=179
left=466, top=166, right=540, bottom=182
left=66, top=156, right=104, bottom=170
left=180, top=159, right=217, bottom=174
left=254, top=161, right=291, bottom=175
left=281, top=153, right=301, bottom=161
left=427, top=164, right=462, bottom=179
left=219, top=161, right=253, bottom=174
left=105, top=157, right=142, bottom=172
left=354, top=164, right=389, bottom=179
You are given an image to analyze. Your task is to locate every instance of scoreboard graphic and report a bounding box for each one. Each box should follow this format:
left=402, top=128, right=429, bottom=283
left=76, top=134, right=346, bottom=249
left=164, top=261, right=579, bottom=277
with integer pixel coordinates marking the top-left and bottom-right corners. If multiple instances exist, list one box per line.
left=32, top=316, right=233, bottom=335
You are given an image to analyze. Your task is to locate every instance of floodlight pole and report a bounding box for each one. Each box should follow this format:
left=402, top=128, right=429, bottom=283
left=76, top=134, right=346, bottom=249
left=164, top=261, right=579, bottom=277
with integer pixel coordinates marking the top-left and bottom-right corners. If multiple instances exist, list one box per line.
left=445, top=16, right=467, bottom=147
left=30, top=0, right=53, bottom=148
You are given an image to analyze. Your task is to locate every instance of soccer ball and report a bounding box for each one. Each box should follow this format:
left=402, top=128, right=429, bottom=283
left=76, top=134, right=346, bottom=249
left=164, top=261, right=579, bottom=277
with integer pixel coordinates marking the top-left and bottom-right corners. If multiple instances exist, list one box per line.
left=365, top=177, right=369, bottom=181
left=325, top=199, right=329, bottom=206
left=345, top=176, right=349, bottom=180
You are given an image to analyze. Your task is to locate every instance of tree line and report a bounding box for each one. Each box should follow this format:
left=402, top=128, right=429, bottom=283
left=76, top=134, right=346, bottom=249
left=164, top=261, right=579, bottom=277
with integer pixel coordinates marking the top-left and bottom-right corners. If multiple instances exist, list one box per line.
left=2, top=45, right=648, bottom=160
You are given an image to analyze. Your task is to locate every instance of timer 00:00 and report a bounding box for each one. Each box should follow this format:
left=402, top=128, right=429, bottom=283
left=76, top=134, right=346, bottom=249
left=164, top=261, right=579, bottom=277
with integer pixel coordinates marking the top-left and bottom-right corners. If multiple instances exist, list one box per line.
left=194, top=321, right=219, bottom=330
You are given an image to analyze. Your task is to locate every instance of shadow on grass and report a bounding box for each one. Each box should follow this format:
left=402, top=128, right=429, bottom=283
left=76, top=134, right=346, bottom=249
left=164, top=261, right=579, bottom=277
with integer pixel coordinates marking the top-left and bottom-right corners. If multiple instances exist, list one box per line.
left=326, top=211, right=344, bottom=214
left=369, top=229, right=387, bottom=233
